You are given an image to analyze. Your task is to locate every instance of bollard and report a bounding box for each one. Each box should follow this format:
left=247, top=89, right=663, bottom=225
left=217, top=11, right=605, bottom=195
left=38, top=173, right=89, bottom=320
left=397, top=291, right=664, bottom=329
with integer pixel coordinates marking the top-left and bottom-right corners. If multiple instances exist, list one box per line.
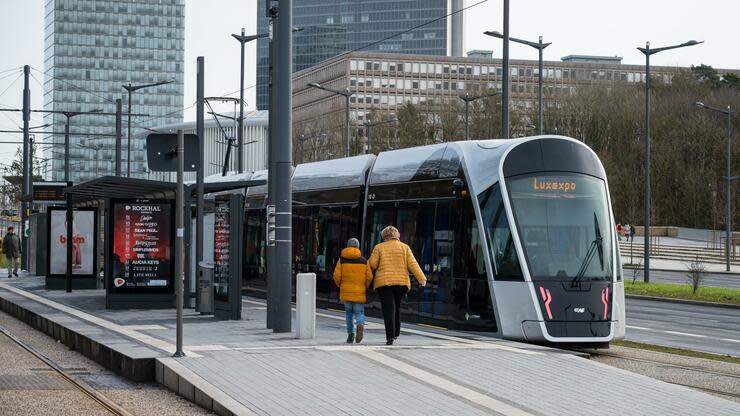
left=296, top=273, right=316, bottom=339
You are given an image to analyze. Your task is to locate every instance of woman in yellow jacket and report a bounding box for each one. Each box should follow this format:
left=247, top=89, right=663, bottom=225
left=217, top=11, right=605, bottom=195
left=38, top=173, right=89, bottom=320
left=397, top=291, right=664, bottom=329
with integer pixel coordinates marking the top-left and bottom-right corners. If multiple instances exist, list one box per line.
left=368, top=226, right=427, bottom=345
left=333, top=238, right=373, bottom=343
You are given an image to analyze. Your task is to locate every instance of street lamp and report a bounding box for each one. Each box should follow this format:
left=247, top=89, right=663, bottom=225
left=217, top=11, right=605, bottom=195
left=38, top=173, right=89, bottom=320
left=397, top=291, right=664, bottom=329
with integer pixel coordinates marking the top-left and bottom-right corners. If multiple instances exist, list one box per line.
left=122, top=80, right=174, bottom=177
left=307, top=82, right=354, bottom=157
left=62, top=109, right=102, bottom=183
left=696, top=101, right=735, bottom=271
left=232, top=29, right=268, bottom=173
left=364, top=117, right=398, bottom=154
left=459, top=91, right=502, bottom=140
left=483, top=0, right=510, bottom=138
left=637, top=39, right=702, bottom=283
left=484, top=31, right=550, bottom=135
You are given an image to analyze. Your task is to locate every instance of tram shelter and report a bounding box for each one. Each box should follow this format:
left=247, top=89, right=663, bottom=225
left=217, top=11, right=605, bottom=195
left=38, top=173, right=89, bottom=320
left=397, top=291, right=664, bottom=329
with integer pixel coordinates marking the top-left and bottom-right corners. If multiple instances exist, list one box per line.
left=63, top=175, right=264, bottom=311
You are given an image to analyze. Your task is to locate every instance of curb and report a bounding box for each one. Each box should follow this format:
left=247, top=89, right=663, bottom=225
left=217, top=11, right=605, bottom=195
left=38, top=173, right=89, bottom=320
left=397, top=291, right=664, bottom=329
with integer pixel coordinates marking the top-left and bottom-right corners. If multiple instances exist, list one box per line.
left=622, top=266, right=740, bottom=276
left=625, top=294, right=740, bottom=310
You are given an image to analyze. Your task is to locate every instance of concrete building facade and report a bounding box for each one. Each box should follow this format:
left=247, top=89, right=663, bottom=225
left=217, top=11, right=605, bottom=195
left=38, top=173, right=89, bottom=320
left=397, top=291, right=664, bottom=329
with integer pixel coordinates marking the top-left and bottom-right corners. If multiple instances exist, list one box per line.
left=43, top=0, right=185, bottom=183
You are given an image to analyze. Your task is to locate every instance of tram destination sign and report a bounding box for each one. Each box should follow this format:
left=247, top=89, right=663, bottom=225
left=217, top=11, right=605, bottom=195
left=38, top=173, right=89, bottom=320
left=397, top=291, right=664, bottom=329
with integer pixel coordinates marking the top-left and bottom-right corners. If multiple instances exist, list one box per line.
left=110, top=199, right=174, bottom=294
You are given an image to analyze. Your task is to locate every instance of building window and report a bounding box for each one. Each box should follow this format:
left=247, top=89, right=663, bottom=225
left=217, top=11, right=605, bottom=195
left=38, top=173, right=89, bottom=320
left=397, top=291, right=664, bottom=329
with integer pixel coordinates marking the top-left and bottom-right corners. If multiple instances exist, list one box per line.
left=340, top=15, right=354, bottom=24
left=401, top=33, right=413, bottom=40
left=361, top=14, right=369, bottom=23
left=424, top=32, right=436, bottom=39
left=326, top=17, right=334, bottom=24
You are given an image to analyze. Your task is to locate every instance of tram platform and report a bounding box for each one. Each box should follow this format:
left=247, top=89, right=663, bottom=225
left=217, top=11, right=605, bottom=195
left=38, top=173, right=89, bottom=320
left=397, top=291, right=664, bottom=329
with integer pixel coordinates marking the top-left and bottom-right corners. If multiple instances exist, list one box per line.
left=0, top=275, right=737, bottom=416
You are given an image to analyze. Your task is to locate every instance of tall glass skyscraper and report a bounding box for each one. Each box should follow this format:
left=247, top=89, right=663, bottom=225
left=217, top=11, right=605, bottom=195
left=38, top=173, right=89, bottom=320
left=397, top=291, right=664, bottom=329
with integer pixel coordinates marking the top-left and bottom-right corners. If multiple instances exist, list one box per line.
left=255, top=0, right=463, bottom=109
left=43, top=0, right=185, bottom=182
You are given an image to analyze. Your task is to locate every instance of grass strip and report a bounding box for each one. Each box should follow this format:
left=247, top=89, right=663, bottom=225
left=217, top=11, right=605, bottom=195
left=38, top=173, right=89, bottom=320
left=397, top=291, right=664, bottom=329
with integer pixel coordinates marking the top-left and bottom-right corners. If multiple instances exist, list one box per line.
left=624, top=281, right=740, bottom=306
left=612, top=340, right=740, bottom=364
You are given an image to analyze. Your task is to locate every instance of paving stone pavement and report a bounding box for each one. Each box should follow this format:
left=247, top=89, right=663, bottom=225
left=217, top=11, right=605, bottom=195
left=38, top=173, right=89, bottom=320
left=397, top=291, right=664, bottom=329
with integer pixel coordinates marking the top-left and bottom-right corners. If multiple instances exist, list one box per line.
left=1, top=276, right=739, bottom=416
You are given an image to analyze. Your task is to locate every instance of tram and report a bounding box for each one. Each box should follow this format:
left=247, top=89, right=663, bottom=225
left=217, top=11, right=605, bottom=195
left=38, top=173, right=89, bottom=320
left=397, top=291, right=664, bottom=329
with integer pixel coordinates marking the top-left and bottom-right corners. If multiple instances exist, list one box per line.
left=241, top=136, right=626, bottom=346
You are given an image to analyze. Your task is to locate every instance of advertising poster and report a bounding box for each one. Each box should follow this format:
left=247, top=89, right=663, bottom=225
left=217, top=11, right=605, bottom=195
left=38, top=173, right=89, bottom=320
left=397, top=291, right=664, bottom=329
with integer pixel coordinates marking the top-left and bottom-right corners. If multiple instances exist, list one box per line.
left=111, top=201, right=173, bottom=293
left=49, top=210, right=96, bottom=276
left=213, top=201, right=230, bottom=302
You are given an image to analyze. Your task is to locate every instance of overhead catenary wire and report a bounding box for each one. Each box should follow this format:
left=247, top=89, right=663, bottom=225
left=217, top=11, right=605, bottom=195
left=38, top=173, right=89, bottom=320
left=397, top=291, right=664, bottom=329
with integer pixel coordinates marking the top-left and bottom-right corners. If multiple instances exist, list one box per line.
left=29, top=66, right=117, bottom=105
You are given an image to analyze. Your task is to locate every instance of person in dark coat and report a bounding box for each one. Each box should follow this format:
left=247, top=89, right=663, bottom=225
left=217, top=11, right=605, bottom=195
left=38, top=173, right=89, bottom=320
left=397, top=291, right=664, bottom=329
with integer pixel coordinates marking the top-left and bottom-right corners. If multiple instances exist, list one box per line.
left=3, top=226, right=21, bottom=277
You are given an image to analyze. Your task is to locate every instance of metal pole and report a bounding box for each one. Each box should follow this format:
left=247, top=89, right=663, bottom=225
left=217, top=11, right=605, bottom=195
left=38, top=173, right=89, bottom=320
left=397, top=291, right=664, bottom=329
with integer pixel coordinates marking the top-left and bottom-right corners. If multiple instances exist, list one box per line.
left=273, top=0, right=293, bottom=333
left=65, top=192, right=73, bottom=292
left=501, top=0, right=510, bottom=139
left=174, top=129, right=185, bottom=357
left=238, top=29, right=246, bottom=174
left=299, top=135, right=304, bottom=164
left=115, top=99, right=122, bottom=176
left=64, top=117, right=70, bottom=183
left=266, top=13, right=277, bottom=329
left=21, top=65, right=30, bottom=271
left=127, top=86, right=132, bottom=177
left=465, top=98, right=470, bottom=140
left=367, top=125, right=372, bottom=153
left=727, top=108, right=732, bottom=271
left=345, top=92, right=350, bottom=157
left=538, top=36, right=544, bottom=135
left=643, top=43, right=651, bottom=283
left=196, top=57, right=205, bottom=310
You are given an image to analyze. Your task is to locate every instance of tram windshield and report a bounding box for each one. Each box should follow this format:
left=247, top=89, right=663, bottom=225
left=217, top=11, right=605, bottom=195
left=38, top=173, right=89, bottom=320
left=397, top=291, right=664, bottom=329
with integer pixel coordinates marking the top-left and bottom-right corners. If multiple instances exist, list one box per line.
left=507, top=173, right=613, bottom=282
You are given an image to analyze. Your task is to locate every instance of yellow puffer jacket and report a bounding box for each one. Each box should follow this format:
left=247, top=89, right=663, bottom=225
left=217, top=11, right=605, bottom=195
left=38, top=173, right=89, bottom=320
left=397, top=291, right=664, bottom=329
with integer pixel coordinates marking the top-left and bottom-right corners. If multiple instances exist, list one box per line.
left=368, top=239, right=426, bottom=290
left=332, top=247, right=373, bottom=303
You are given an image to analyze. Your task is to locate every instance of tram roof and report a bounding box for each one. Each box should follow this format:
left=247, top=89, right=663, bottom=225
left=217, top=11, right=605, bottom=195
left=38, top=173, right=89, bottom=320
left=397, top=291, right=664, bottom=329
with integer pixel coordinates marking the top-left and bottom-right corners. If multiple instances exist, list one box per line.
left=293, top=154, right=375, bottom=192
left=368, top=143, right=462, bottom=185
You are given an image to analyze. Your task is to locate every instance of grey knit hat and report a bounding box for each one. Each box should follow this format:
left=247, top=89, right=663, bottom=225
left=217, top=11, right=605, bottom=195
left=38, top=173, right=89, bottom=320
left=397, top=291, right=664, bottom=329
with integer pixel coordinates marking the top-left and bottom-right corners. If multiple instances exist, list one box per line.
left=347, top=238, right=360, bottom=248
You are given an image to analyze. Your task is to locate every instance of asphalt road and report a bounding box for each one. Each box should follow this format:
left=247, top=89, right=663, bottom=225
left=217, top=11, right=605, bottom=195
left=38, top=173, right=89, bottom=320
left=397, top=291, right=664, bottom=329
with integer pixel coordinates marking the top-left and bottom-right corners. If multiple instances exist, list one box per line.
left=625, top=297, right=740, bottom=357
left=625, top=269, right=740, bottom=290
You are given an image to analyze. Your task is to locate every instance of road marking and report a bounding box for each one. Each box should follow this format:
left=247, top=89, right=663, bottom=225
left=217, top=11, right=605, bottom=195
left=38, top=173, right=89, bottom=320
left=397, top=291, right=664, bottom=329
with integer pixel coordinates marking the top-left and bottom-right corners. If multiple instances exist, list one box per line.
left=663, top=331, right=707, bottom=338
left=358, top=349, right=534, bottom=416
left=124, top=324, right=167, bottom=331
left=0, top=283, right=202, bottom=357
left=720, top=338, right=740, bottom=344
left=626, top=325, right=651, bottom=331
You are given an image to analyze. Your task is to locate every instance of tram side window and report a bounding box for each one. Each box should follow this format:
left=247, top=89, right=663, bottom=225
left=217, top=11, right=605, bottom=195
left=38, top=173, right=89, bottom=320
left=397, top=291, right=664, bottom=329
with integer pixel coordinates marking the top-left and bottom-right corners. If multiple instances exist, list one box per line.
left=478, top=184, right=524, bottom=280
left=243, top=211, right=266, bottom=292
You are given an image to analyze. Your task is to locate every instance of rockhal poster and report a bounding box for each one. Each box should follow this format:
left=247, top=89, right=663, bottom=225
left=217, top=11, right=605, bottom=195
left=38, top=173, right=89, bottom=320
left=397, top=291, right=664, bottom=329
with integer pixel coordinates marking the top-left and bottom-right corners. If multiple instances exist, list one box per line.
left=48, top=209, right=96, bottom=276
left=110, top=200, right=173, bottom=293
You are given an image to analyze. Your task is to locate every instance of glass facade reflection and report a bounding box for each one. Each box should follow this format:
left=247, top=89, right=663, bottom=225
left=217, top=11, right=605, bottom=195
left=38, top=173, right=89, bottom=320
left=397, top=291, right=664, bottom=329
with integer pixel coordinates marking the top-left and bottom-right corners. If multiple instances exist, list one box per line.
left=43, top=0, right=185, bottom=183
left=256, top=0, right=458, bottom=109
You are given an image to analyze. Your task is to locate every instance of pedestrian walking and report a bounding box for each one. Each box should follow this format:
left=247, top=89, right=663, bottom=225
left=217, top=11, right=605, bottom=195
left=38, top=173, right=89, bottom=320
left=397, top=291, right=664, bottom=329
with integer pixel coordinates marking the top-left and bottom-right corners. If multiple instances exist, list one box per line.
left=333, top=238, right=373, bottom=344
left=630, top=225, right=636, bottom=242
left=624, top=224, right=631, bottom=242
left=3, top=226, right=21, bottom=277
left=368, top=226, right=427, bottom=345
left=616, top=223, right=623, bottom=241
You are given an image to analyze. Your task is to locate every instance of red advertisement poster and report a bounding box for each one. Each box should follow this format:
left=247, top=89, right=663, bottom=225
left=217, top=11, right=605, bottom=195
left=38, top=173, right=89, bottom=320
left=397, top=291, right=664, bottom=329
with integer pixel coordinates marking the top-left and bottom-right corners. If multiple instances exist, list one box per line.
left=213, top=201, right=230, bottom=302
left=111, top=201, right=173, bottom=293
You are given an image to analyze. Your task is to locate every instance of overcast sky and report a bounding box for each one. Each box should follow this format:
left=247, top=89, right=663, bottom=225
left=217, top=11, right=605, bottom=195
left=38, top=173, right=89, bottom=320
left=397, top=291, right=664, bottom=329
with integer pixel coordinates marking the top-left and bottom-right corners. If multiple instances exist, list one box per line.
left=1, top=0, right=738, bottom=167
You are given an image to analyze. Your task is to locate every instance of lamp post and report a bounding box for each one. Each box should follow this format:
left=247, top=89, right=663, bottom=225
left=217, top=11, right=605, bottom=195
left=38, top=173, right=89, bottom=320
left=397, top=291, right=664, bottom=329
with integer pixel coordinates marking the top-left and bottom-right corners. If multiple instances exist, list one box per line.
left=122, top=80, right=173, bottom=177
left=482, top=0, right=509, bottom=138
left=483, top=31, right=550, bottom=134
left=696, top=101, right=735, bottom=271
left=232, top=29, right=268, bottom=173
left=637, top=39, right=702, bottom=283
left=459, top=91, right=502, bottom=140
left=62, top=109, right=102, bottom=183
left=307, top=83, right=353, bottom=157
left=364, top=117, right=398, bottom=153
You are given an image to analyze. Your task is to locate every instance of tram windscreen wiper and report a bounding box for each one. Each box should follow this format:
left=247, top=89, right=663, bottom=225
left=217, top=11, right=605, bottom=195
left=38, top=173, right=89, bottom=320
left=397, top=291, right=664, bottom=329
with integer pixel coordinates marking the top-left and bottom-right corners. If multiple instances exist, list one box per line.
left=571, top=213, right=603, bottom=287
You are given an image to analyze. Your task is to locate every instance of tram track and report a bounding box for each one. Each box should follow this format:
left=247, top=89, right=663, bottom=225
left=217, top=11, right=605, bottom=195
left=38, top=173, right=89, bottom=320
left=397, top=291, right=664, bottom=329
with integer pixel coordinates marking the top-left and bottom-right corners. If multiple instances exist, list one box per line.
left=583, top=349, right=740, bottom=402
left=0, top=324, right=133, bottom=416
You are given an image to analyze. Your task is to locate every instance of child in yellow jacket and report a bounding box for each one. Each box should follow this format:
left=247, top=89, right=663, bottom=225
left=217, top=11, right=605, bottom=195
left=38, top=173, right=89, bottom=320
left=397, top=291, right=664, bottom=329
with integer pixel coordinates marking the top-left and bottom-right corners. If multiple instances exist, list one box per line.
left=333, top=238, right=373, bottom=343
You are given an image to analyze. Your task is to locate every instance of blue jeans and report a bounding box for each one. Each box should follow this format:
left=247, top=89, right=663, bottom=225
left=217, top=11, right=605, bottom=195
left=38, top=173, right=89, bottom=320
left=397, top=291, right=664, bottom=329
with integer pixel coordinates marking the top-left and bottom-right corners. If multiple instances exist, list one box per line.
left=344, top=302, right=365, bottom=334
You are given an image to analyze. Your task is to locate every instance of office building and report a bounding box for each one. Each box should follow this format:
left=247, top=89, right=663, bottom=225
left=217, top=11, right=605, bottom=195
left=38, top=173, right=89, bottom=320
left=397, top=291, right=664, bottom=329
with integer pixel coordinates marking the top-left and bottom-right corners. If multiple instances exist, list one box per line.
left=255, top=0, right=464, bottom=110
left=292, top=51, right=740, bottom=161
left=43, top=0, right=185, bottom=183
